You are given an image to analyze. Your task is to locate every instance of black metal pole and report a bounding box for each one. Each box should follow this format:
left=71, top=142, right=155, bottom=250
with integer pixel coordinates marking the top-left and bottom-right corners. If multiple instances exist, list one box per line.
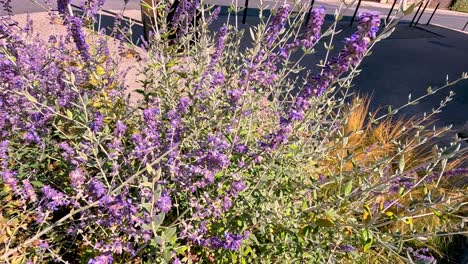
left=414, top=0, right=429, bottom=27
left=426, top=2, right=439, bottom=26
left=409, top=1, right=423, bottom=27
left=242, top=0, right=249, bottom=24
left=350, top=0, right=362, bottom=26
left=463, top=21, right=468, bottom=31
left=305, top=0, right=315, bottom=25
left=386, top=0, right=398, bottom=23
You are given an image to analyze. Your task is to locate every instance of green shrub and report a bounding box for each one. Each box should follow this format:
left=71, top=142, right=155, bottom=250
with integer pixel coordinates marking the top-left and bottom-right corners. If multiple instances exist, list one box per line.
left=452, top=0, right=468, bottom=13
left=1, top=0, right=467, bottom=263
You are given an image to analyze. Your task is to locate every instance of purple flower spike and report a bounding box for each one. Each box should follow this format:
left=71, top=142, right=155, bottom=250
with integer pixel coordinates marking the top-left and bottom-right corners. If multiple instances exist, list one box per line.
left=262, top=12, right=380, bottom=151
left=90, top=111, right=104, bottom=132
left=70, top=167, right=85, bottom=188
left=57, top=0, right=71, bottom=15
left=67, top=16, right=91, bottom=62
left=408, top=247, right=436, bottom=264
left=157, top=192, right=172, bottom=213
left=41, top=185, right=70, bottom=210
left=303, top=7, right=326, bottom=48
left=265, top=4, right=291, bottom=46
left=88, top=253, right=113, bottom=264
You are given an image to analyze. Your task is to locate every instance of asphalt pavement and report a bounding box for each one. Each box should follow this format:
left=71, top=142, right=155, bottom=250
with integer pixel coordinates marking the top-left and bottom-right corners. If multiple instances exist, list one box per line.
left=2, top=1, right=468, bottom=132
left=3, top=0, right=468, bottom=31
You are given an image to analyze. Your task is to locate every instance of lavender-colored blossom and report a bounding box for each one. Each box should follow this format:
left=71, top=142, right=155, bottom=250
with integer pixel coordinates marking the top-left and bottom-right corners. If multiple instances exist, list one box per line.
left=67, top=16, right=91, bottom=61
left=59, top=142, right=75, bottom=161
left=41, top=185, right=70, bottom=210
left=196, top=26, right=228, bottom=98
left=90, top=111, right=104, bottom=132
left=171, top=0, right=201, bottom=35
left=262, top=12, right=380, bottom=151
left=211, top=72, right=225, bottom=86
left=230, top=180, right=246, bottom=196
left=222, top=196, right=232, bottom=211
left=23, top=129, right=41, bottom=144
left=177, top=96, right=191, bottom=114
left=303, top=7, right=326, bottom=48
left=2, top=170, right=18, bottom=192
left=38, top=240, right=49, bottom=249
left=207, top=26, right=227, bottom=72
left=0, top=140, right=9, bottom=168
left=88, top=179, right=107, bottom=199
left=114, top=120, right=127, bottom=137
left=57, top=0, right=71, bottom=15
left=81, top=0, right=105, bottom=18
left=408, top=247, right=436, bottom=264
left=337, top=244, right=355, bottom=252
left=206, top=6, right=221, bottom=25
left=430, top=167, right=468, bottom=182
left=22, top=179, right=37, bottom=202
left=157, top=192, right=172, bottom=213
left=88, top=253, right=113, bottom=264
left=265, top=4, right=291, bottom=46
left=70, top=167, right=85, bottom=188
left=227, top=89, right=244, bottom=107
left=223, top=232, right=244, bottom=251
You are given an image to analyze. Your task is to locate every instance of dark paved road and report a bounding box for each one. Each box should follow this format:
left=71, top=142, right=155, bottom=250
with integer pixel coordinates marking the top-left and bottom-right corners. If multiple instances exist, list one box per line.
left=3, top=0, right=468, bottom=31
left=2, top=1, right=468, bottom=131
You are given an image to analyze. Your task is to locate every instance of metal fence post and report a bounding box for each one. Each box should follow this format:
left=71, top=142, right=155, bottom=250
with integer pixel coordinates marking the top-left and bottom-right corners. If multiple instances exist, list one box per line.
left=386, top=0, right=398, bottom=23
left=409, top=1, right=423, bottom=27
left=242, top=0, right=249, bottom=24
left=350, top=0, right=362, bottom=26
left=305, top=0, right=316, bottom=25
left=426, top=2, right=439, bottom=26
left=414, top=0, right=429, bottom=27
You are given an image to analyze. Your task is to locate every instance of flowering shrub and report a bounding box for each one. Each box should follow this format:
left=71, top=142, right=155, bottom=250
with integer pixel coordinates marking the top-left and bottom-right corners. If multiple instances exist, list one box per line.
left=1, top=0, right=467, bottom=263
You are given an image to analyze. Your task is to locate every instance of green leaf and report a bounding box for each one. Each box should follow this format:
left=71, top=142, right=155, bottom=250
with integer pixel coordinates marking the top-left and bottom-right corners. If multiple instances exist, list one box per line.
left=361, top=229, right=373, bottom=252
left=153, top=213, right=165, bottom=228
left=141, top=202, right=152, bottom=213
left=146, top=163, right=155, bottom=175
left=315, top=218, right=334, bottom=227
left=344, top=181, right=353, bottom=196
left=66, top=109, right=73, bottom=119
left=23, top=91, right=38, bottom=104
left=431, top=208, right=443, bottom=218
left=398, top=155, right=405, bottom=173
left=403, top=3, right=416, bottom=15
left=164, top=227, right=177, bottom=241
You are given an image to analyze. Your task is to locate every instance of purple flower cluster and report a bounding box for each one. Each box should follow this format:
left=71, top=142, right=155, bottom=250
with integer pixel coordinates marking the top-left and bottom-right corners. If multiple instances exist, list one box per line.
left=304, top=7, right=327, bottom=47
left=171, top=0, right=201, bottom=35
left=236, top=5, right=293, bottom=93
left=265, top=4, right=291, bottom=46
left=1, top=140, right=37, bottom=201
left=88, top=253, right=113, bottom=264
left=262, top=12, right=380, bottom=150
left=196, top=25, right=228, bottom=99
left=41, top=185, right=71, bottom=210
left=185, top=229, right=249, bottom=251
left=56, top=0, right=70, bottom=15
left=408, top=247, right=436, bottom=264
left=284, top=7, right=326, bottom=52
left=90, top=111, right=104, bottom=133
left=337, top=244, right=355, bottom=253
left=131, top=106, right=161, bottom=164
left=67, top=16, right=92, bottom=62
left=206, top=6, right=221, bottom=26
left=81, top=0, right=105, bottom=18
